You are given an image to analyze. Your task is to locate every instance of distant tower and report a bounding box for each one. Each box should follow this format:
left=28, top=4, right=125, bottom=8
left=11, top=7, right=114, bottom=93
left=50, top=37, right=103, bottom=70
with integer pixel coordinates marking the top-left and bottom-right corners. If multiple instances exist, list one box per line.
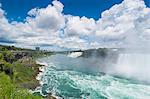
left=36, top=47, right=40, bottom=51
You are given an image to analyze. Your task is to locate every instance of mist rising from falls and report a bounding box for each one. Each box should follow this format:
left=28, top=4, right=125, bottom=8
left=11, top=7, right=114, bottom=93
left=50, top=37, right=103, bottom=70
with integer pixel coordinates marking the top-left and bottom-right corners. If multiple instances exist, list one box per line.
left=107, top=53, right=150, bottom=83
left=48, top=50, right=150, bottom=83
left=35, top=53, right=150, bottom=98
left=47, top=54, right=106, bottom=74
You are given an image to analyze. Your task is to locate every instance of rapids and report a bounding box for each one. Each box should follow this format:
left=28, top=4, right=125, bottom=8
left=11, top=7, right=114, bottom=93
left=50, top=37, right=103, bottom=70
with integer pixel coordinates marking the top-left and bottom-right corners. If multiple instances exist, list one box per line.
left=35, top=53, right=150, bottom=99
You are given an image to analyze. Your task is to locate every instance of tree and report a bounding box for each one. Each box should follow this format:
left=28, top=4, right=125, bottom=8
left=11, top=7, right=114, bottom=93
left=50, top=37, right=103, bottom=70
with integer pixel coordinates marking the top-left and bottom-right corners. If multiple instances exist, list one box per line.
left=0, top=73, right=42, bottom=99
left=0, top=53, right=4, bottom=60
left=0, top=73, right=15, bottom=99
left=2, top=51, right=16, bottom=63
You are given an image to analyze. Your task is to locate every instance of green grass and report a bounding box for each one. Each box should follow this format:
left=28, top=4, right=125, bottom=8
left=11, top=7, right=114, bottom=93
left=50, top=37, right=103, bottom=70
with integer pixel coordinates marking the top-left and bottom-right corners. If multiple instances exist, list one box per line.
left=0, top=73, right=42, bottom=99
left=0, top=45, right=44, bottom=98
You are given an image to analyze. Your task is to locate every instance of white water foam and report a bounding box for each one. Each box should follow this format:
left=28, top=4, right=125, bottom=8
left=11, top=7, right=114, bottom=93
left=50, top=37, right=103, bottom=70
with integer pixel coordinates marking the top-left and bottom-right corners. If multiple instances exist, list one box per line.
left=67, top=52, right=83, bottom=58
left=107, top=53, right=150, bottom=83
left=34, top=54, right=150, bottom=99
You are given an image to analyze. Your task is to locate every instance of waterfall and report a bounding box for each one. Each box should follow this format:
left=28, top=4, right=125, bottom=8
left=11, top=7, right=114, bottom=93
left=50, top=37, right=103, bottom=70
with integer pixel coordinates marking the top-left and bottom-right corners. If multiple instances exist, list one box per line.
left=109, top=53, right=150, bottom=82
left=35, top=54, right=150, bottom=98
left=67, top=52, right=83, bottom=58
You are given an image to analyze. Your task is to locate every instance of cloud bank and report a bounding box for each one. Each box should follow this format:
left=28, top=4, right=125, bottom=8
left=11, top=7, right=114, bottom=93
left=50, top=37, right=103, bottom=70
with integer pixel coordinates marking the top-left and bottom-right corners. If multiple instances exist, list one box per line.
left=0, top=0, right=149, bottom=50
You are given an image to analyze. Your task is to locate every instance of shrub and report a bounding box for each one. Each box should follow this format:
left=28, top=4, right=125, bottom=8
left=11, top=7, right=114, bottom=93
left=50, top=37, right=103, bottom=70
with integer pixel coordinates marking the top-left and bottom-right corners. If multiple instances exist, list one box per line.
left=0, top=73, right=42, bottom=99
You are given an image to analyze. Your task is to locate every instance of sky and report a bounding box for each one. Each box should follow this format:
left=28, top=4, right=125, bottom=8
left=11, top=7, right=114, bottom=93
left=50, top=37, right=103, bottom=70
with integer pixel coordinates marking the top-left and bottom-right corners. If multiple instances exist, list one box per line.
left=0, top=0, right=125, bottom=21
left=0, top=0, right=150, bottom=21
left=0, top=0, right=149, bottom=50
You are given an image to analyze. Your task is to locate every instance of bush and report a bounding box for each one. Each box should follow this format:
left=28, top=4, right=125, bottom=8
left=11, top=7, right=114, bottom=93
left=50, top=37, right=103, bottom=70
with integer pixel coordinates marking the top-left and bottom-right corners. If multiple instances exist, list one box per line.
left=0, top=60, right=13, bottom=77
left=2, top=51, right=16, bottom=63
left=0, top=73, right=42, bottom=99
left=0, top=72, right=15, bottom=99
left=0, top=53, right=4, bottom=60
left=13, top=62, right=35, bottom=83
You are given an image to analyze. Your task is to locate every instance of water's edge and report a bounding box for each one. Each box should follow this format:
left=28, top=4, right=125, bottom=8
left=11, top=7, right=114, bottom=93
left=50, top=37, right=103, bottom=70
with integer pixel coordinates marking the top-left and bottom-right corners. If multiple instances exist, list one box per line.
left=34, top=54, right=150, bottom=99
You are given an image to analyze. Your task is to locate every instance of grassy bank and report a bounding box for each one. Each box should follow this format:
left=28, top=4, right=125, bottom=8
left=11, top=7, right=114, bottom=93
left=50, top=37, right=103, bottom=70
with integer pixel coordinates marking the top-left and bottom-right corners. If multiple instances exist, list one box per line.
left=0, top=45, right=53, bottom=99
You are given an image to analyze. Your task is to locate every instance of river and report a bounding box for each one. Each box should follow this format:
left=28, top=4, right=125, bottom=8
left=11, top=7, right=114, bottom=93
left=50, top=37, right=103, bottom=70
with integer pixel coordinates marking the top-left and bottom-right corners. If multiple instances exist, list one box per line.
left=35, top=53, right=150, bottom=99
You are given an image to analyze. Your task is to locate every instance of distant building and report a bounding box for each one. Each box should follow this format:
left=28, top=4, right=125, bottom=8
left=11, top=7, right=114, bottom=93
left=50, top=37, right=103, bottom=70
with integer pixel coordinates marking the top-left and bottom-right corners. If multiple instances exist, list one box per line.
left=35, top=47, right=40, bottom=51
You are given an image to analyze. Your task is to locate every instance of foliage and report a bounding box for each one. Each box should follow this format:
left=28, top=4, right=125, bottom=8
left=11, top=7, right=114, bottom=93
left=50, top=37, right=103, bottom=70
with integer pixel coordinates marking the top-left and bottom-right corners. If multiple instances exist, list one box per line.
left=2, top=50, right=16, bottom=63
left=0, top=73, right=42, bottom=99
left=13, top=62, right=35, bottom=83
left=0, top=53, right=4, bottom=60
left=0, top=59, right=13, bottom=77
left=0, top=73, right=15, bottom=99
left=0, top=45, right=47, bottom=98
left=0, top=45, right=31, bottom=51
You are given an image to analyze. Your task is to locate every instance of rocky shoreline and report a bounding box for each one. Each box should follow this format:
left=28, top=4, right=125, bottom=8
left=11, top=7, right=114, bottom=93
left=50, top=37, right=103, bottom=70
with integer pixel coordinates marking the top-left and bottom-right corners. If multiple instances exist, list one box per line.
left=0, top=45, right=55, bottom=98
left=35, top=60, right=57, bottom=99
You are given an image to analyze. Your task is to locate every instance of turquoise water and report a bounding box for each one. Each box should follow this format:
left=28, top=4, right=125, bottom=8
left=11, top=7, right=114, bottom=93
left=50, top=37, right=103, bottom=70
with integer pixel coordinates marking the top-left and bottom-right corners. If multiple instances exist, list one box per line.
left=35, top=54, right=150, bottom=99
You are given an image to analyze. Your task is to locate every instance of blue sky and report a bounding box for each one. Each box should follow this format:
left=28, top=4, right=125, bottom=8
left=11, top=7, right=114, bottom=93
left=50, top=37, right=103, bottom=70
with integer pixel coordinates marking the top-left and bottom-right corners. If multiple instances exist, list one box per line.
left=0, top=0, right=149, bottom=50
left=0, top=0, right=149, bottom=22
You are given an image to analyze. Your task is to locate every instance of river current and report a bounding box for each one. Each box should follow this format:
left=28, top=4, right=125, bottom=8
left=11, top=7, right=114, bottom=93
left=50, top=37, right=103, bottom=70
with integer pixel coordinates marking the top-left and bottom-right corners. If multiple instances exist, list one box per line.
left=35, top=54, right=150, bottom=99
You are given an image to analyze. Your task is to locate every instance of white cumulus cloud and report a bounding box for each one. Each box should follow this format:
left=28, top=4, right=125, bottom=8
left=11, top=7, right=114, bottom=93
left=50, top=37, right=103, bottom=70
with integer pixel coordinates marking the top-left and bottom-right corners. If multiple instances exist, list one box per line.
left=0, top=0, right=149, bottom=50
